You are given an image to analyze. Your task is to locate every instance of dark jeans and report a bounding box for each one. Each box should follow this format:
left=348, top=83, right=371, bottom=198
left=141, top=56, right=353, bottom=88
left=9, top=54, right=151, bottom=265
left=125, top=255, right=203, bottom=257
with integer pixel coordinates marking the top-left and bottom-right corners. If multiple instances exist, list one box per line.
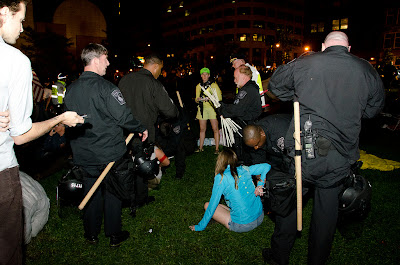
left=82, top=168, right=122, bottom=237
left=0, top=166, right=23, bottom=265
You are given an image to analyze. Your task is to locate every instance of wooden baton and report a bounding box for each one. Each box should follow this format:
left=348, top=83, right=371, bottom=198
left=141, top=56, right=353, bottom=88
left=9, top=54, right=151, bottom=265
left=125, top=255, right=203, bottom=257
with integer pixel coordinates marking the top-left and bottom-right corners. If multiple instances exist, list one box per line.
left=78, top=133, right=134, bottom=210
left=293, top=100, right=303, bottom=231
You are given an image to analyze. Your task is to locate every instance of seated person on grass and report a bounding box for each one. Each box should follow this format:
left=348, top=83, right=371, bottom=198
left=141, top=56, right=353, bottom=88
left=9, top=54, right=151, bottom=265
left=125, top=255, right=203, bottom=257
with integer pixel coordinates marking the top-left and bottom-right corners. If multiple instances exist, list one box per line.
left=148, top=144, right=170, bottom=190
left=189, top=149, right=271, bottom=232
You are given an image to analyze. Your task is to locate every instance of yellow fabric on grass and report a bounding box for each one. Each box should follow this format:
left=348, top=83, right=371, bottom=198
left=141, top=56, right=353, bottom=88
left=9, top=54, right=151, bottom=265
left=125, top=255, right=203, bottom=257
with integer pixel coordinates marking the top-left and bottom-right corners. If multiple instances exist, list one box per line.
left=359, top=150, right=400, bottom=171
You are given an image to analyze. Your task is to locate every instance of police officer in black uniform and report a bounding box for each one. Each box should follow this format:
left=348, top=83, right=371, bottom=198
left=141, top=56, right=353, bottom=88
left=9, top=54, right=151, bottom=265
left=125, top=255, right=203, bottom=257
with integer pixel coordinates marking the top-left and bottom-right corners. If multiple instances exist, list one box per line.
left=119, top=53, right=178, bottom=206
left=218, top=64, right=262, bottom=164
left=263, top=31, right=385, bottom=265
left=65, top=43, right=148, bottom=247
left=243, top=113, right=292, bottom=169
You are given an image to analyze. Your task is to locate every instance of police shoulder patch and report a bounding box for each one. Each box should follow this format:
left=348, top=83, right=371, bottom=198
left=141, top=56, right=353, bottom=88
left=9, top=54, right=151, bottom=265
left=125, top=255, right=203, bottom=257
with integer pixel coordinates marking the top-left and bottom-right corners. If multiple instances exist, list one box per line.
left=111, top=89, right=126, bottom=105
left=276, top=136, right=285, bottom=151
left=237, top=90, right=247, bottom=100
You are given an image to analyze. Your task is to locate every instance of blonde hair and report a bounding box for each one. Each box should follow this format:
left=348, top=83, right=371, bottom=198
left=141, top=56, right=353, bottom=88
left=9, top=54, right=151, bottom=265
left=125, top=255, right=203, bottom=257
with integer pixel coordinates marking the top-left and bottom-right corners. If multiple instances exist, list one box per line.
left=215, top=149, right=239, bottom=189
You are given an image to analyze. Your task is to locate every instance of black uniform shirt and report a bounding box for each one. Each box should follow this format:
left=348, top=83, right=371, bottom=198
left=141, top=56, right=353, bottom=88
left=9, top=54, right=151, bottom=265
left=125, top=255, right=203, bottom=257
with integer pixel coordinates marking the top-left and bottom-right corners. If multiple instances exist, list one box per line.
left=65, top=71, right=146, bottom=166
left=118, top=68, right=178, bottom=142
left=269, top=46, right=385, bottom=162
left=220, top=80, right=262, bottom=124
left=257, top=114, right=291, bottom=157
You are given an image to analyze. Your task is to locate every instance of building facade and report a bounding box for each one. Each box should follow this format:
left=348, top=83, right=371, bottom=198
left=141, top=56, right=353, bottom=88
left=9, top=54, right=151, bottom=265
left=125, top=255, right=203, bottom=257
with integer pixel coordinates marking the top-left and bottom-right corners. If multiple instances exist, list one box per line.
left=383, top=6, right=400, bottom=68
left=161, top=0, right=305, bottom=67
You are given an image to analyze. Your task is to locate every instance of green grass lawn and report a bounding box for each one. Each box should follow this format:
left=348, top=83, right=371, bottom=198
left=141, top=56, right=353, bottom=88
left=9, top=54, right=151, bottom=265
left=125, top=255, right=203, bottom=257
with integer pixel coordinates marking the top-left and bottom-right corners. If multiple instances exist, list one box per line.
left=25, top=128, right=400, bottom=265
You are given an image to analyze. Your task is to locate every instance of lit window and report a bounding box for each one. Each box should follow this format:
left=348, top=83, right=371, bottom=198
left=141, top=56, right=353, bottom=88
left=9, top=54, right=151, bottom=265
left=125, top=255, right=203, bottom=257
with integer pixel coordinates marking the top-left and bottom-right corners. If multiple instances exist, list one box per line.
left=311, top=23, right=317, bottom=33
left=185, top=10, right=190, bottom=16
left=167, top=6, right=172, bottom=13
left=318, top=22, right=324, bottom=32
left=179, top=1, right=184, bottom=8
left=340, top=18, right=348, bottom=29
left=239, top=34, right=247, bottom=41
left=253, top=34, right=264, bottom=42
left=332, top=18, right=348, bottom=31
left=332, top=20, right=339, bottom=30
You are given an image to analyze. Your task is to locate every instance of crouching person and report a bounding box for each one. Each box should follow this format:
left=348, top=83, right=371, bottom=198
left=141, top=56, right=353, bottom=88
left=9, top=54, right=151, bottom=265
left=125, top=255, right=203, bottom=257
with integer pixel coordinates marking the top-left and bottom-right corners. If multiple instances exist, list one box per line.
left=189, top=149, right=271, bottom=232
left=64, top=43, right=148, bottom=247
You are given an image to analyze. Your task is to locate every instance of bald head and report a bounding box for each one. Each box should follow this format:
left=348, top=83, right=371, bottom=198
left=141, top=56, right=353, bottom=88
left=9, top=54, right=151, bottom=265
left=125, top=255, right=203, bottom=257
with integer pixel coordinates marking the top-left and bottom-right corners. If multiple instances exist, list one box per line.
left=243, top=124, right=267, bottom=150
left=243, top=124, right=260, bottom=143
left=322, top=31, right=350, bottom=52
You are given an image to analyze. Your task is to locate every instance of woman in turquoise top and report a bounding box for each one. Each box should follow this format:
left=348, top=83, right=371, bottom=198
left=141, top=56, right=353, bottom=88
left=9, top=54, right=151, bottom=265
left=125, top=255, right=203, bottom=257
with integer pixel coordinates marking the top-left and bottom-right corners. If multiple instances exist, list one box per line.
left=189, top=149, right=271, bottom=232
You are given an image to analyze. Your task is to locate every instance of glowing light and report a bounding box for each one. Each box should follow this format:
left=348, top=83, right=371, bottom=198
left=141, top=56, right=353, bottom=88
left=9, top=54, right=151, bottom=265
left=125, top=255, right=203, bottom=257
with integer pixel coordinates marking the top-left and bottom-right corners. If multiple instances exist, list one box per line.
left=304, top=46, right=310, bottom=51
left=276, top=43, right=280, bottom=48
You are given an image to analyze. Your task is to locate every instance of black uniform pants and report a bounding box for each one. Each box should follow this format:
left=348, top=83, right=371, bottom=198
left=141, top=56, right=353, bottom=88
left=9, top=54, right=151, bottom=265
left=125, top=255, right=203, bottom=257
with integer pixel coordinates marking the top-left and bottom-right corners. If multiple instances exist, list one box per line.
left=175, top=130, right=196, bottom=178
left=82, top=169, right=122, bottom=237
left=271, top=184, right=342, bottom=265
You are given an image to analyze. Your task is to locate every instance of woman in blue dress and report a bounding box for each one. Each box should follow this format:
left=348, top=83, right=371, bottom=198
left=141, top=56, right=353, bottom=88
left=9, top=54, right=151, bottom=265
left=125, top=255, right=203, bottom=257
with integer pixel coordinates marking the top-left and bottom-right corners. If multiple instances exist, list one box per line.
left=189, top=149, right=271, bottom=232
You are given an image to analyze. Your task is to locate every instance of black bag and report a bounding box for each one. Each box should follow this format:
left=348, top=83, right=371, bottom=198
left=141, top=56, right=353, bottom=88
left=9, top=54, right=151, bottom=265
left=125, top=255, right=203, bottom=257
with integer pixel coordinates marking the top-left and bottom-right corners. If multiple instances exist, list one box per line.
left=264, top=168, right=296, bottom=217
left=105, top=156, right=135, bottom=204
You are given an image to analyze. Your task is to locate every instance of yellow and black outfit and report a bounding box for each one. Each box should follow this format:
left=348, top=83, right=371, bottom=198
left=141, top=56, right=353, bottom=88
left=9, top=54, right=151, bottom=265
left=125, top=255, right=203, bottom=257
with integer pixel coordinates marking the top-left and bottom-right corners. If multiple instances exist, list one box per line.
left=195, top=81, right=222, bottom=120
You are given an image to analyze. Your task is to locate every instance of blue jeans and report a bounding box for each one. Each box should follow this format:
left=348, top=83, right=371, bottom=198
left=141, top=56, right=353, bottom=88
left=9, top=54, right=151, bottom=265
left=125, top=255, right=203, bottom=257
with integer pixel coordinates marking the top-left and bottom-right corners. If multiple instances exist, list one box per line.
left=229, top=213, right=264, bottom=233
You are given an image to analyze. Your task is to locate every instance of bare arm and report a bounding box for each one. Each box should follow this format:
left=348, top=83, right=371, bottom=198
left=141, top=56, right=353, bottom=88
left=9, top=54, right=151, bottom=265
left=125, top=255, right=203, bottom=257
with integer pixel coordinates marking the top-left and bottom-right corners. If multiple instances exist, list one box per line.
left=12, top=111, right=84, bottom=145
left=155, top=147, right=170, bottom=167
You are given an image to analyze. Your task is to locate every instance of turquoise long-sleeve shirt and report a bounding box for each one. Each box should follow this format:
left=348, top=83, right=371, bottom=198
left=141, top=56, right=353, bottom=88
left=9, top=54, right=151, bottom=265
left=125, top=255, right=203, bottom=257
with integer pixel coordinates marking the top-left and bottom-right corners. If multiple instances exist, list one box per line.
left=195, top=163, right=271, bottom=231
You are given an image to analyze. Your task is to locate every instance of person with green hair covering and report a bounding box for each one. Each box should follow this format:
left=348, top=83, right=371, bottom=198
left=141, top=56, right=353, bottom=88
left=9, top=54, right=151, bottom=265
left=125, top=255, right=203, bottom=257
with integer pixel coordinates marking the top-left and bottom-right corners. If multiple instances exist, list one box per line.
left=195, top=67, right=222, bottom=154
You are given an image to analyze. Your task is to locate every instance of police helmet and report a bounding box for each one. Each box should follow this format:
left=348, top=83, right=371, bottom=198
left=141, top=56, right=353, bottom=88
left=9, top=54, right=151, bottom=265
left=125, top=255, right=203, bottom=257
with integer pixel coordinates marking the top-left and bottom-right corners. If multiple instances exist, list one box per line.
left=134, top=156, right=159, bottom=180
left=57, top=179, right=84, bottom=202
left=339, top=174, right=372, bottom=219
left=57, top=167, right=85, bottom=203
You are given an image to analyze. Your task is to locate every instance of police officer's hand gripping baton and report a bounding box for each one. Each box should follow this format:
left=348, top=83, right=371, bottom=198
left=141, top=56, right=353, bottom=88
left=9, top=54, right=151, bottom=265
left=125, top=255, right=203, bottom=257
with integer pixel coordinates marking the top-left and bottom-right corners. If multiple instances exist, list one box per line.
left=293, top=100, right=303, bottom=231
left=78, top=133, right=134, bottom=210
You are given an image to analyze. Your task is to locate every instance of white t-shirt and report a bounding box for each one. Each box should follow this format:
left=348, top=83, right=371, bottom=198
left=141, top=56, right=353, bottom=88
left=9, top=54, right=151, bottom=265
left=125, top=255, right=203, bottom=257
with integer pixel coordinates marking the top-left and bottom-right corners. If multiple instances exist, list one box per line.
left=0, top=37, right=33, bottom=171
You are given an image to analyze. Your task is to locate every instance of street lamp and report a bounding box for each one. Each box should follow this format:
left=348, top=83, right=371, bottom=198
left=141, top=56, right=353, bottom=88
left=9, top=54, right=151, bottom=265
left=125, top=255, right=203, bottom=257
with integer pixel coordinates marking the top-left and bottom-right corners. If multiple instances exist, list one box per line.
left=304, top=46, right=310, bottom=52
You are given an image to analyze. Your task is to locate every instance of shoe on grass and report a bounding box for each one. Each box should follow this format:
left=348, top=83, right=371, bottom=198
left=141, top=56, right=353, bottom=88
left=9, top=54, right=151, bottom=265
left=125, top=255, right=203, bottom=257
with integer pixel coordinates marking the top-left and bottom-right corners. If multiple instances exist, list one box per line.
left=262, top=248, right=279, bottom=265
left=84, top=234, right=98, bottom=245
left=110, top=230, right=130, bottom=247
left=214, top=150, right=220, bottom=155
left=195, top=148, right=204, bottom=153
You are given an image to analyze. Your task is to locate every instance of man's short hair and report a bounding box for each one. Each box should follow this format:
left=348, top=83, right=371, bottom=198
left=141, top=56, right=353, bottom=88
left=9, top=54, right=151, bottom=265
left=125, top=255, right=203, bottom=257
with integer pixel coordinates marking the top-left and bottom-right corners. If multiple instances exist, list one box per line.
left=237, top=65, right=252, bottom=78
left=144, top=53, right=163, bottom=66
left=0, top=0, right=27, bottom=12
left=81, top=43, right=108, bottom=66
left=0, top=1, right=27, bottom=27
left=243, top=124, right=261, bottom=144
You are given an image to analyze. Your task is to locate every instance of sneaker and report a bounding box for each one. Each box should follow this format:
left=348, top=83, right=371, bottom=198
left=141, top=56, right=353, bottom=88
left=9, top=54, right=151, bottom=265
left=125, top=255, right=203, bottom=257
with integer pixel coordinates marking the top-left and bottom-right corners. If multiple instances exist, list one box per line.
left=110, top=230, right=130, bottom=247
left=195, top=148, right=204, bottom=153
left=84, top=234, right=98, bottom=245
left=262, top=248, right=279, bottom=265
